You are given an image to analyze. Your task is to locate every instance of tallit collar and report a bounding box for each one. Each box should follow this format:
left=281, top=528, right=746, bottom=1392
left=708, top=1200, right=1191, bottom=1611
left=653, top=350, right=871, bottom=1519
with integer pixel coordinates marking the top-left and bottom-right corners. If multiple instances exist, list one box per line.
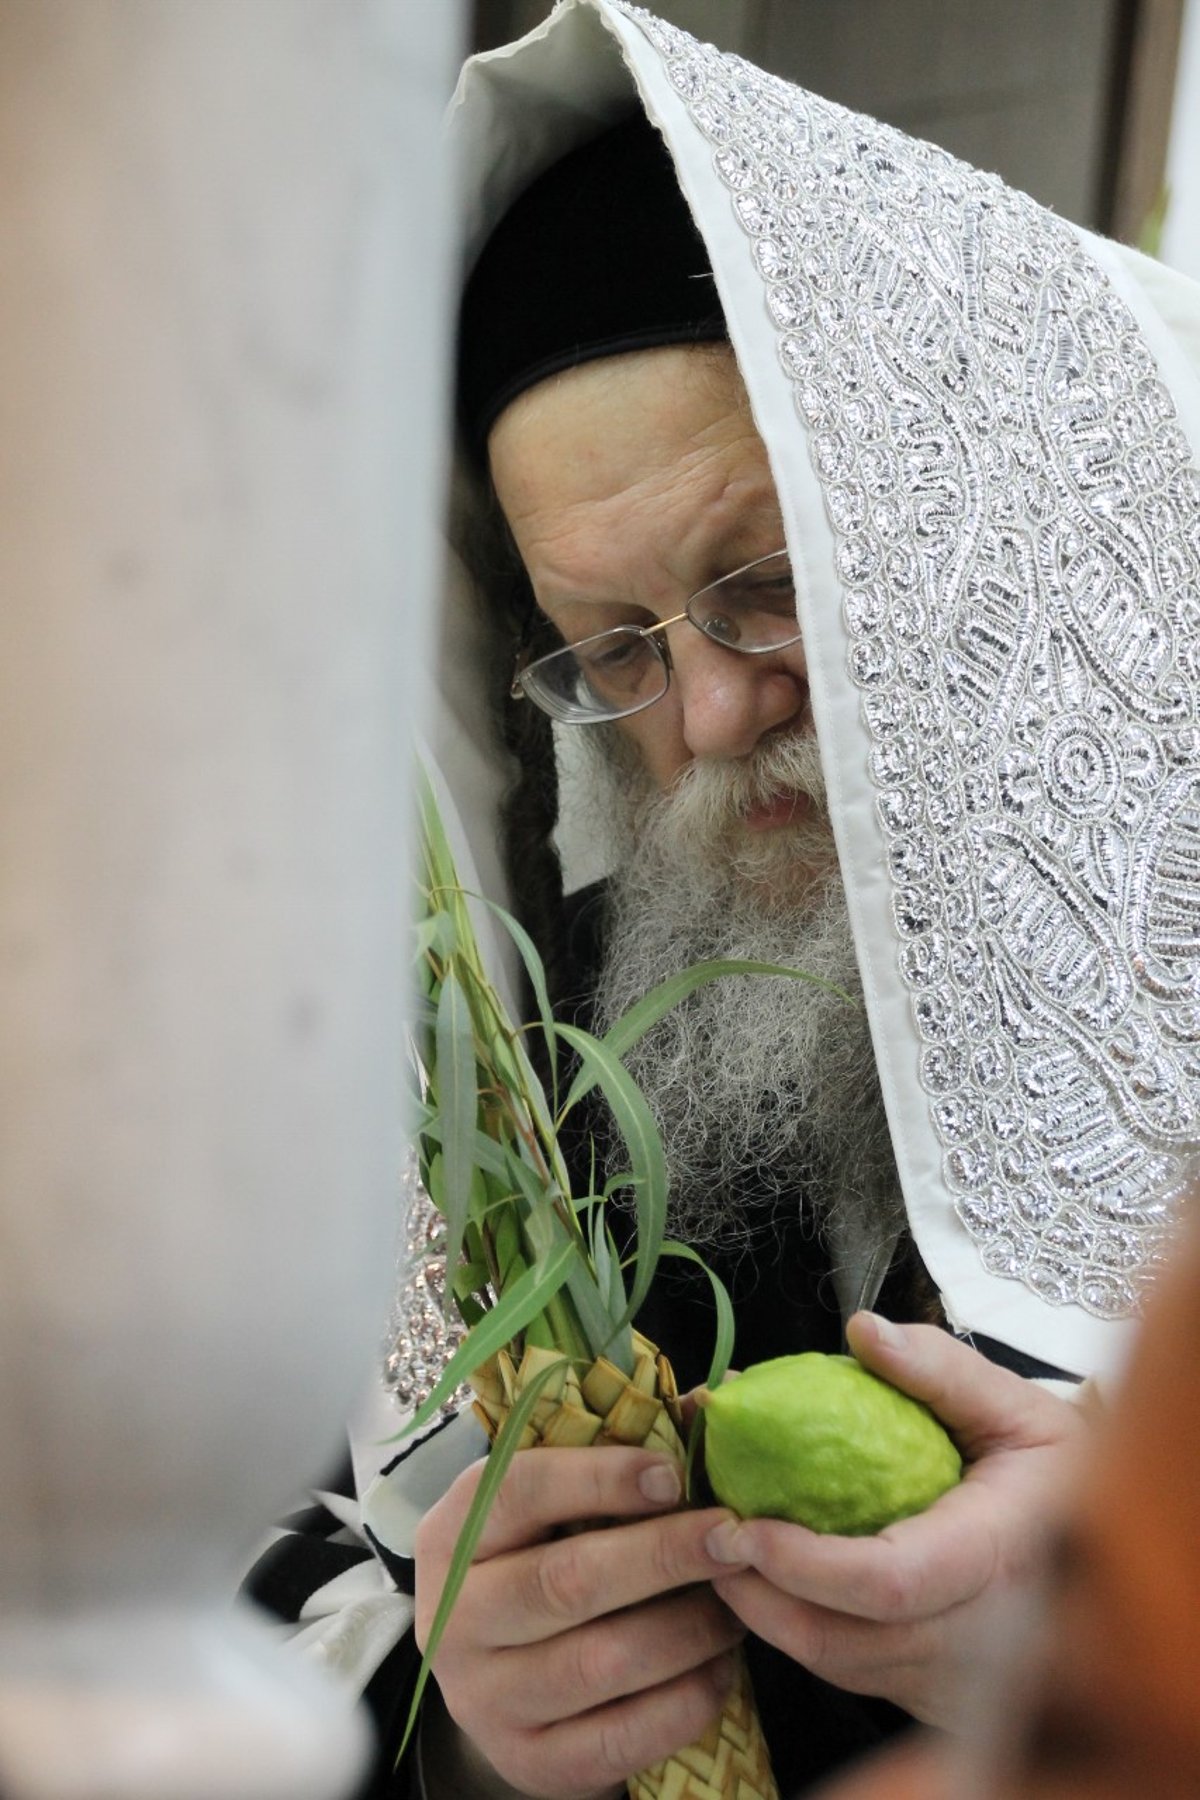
left=443, top=0, right=1200, bottom=1378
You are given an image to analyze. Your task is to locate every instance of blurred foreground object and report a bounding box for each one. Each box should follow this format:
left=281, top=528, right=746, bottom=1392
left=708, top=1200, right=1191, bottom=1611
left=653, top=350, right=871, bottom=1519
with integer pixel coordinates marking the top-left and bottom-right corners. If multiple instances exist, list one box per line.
left=982, top=1208, right=1200, bottom=1796
left=0, top=2, right=461, bottom=1795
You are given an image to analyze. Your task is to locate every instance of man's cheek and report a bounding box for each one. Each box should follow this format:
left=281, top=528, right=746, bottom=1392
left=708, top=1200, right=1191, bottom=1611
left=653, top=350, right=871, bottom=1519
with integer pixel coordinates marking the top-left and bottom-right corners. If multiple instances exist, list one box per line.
left=618, top=712, right=690, bottom=792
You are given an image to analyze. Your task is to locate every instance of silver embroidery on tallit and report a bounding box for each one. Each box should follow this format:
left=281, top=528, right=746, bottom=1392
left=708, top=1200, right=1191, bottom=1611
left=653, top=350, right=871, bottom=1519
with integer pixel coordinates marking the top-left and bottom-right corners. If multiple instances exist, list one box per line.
left=615, top=3, right=1200, bottom=1317
left=382, top=1153, right=467, bottom=1414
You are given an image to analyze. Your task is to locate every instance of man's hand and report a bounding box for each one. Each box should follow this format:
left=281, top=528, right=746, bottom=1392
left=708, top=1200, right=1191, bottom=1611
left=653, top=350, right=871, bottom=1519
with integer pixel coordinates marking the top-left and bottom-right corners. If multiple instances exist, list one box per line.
left=702, top=1313, right=1087, bottom=1731
left=413, top=1444, right=750, bottom=1800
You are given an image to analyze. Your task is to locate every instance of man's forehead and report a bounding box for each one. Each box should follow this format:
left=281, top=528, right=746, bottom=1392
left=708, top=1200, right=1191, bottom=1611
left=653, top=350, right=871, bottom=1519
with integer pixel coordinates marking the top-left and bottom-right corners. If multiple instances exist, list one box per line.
left=487, top=346, right=779, bottom=561
left=489, top=340, right=751, bottom=449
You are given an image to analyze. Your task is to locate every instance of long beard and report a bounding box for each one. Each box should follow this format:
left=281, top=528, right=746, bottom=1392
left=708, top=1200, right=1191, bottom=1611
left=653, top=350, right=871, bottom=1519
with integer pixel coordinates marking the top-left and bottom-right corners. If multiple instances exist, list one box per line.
left=586, top=731, right=904, bottom=1262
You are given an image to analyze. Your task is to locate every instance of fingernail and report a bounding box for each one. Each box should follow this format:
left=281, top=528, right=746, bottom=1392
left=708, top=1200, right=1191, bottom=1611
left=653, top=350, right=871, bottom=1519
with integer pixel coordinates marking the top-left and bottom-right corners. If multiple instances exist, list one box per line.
left=638, top=1461, right=681, bottom=1505
left=706, top=1520, right=746, bottom=1564
left=863, top=1311, right=905, bottom=1352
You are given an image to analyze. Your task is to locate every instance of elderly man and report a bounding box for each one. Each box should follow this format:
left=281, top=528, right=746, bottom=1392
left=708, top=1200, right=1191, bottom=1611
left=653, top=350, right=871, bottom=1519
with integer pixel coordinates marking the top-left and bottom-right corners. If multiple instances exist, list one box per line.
left=244, top=6, right=1200, bottom=1798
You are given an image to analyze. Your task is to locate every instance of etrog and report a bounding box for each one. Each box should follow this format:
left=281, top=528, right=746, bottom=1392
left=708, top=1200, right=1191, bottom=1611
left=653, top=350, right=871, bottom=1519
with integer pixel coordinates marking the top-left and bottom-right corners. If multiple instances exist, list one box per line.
left=700, top=1352, right=962, bottom=1535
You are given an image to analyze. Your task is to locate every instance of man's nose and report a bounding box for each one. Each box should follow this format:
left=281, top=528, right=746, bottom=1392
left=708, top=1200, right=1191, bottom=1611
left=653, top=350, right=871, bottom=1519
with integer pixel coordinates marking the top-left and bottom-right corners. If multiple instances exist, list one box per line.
left=670, top=633, right=808, bottom=761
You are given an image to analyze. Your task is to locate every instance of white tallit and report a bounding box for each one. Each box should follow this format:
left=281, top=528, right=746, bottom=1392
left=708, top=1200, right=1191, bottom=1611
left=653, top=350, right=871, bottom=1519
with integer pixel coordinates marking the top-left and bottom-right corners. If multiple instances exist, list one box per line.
left=438, top=0, right=1200, bottom=1382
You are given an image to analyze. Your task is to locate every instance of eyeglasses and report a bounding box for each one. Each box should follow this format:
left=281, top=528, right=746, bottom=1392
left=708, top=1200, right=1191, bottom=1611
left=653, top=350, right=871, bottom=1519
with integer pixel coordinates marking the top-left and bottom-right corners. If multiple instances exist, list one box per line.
left=509, top=548, right=800, bottom=725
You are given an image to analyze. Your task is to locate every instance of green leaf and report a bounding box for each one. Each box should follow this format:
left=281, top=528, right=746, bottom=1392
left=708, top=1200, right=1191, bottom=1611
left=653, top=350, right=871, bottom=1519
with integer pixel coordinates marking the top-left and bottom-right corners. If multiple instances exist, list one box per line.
left=396, top=1356, right=568, bottom=1765
left=491, top=1199, right=529, bottom=1292
left=593, top=1217, right=629, bottom=1341
left=415, top=908, right=458, bottom=966
left=556, top=1023, right=666, bottom=1329
left=416, top=1114, right=512, bottom=1185
left=684, top=1405, right=706, bottom=1507
left=407, top=1096, right=436, bottom=1137
left=523, top=1203, right=632, bottom=1374
left=560, top=958, right=855, bottom=1117
left=394, top=1243, right=575, bottom=1438
left=416, top=767, right=461, bottom=895
left=491, top=1025, right=565, bottom=1189
left=433, top=967, right=479, bottom=1283
left=588, top=1200, right=608, bottom=1282
left=452, top=1259, right=489, bottom=1302
left=565, top=1254, right=631, bottom=1370
left=467, top=891, right=559, bottom=1101
left=660, top=1241, right=735, bottom=1391
left=500, top=1140, right=558, bottom=1214
left=422, top=1148, right=444, bottom=1216
left=656, top=1244, right=735, bottom=1505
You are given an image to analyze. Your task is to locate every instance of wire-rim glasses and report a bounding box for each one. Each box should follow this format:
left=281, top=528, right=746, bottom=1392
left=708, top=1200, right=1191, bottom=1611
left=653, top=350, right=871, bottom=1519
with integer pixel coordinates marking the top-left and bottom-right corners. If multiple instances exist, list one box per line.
left=509, top=548, right=799, bottom=725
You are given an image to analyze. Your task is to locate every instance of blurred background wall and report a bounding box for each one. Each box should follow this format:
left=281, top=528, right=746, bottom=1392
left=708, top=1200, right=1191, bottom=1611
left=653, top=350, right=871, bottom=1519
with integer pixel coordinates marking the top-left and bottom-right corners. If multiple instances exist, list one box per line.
left=472, top=0, right=1193, bottom=255
left=1162, top=0, right=1200, bottom=278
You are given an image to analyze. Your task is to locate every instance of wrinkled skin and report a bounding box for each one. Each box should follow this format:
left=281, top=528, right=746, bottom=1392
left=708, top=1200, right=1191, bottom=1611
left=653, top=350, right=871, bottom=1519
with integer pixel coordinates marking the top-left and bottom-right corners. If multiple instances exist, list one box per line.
left=489, top=347, right=814, bottom=795
left=413, top=1445, right=749, bottom=1800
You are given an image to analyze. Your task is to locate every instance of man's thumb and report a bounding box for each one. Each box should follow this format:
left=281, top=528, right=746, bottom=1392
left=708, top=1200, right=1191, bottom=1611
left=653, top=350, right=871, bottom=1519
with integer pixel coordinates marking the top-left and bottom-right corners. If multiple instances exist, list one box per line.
left=845, top=1312, right=1075, bottom=1457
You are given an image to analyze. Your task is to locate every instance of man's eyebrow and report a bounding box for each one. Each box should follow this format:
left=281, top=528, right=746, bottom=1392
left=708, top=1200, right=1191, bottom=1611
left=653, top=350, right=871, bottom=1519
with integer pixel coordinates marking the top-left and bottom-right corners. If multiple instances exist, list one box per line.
left=538, top=590, right=654, bottom=615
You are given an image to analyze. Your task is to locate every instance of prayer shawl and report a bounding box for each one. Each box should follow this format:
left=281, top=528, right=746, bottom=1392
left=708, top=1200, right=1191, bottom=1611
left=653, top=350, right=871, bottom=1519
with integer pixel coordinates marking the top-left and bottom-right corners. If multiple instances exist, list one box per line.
left=441, top=0, right=1200, bottom=1381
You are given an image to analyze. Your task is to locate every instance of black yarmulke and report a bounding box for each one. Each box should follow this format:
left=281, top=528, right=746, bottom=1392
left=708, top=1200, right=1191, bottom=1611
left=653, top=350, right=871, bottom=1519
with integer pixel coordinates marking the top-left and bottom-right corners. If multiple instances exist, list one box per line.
left=457, top=112, right=726, bottom=462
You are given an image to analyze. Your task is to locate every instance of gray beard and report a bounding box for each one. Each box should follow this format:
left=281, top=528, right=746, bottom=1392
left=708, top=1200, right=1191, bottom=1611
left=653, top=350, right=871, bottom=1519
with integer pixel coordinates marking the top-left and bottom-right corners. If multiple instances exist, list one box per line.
left=585, top=730, right=905, bottom=1276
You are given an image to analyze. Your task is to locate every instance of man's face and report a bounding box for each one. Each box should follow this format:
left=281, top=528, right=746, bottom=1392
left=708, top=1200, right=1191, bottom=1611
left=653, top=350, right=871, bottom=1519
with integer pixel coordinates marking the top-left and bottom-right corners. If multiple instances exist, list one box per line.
left=487, top=349, right=897, bottom=1250
left=488, top=344, right=827, bottom=857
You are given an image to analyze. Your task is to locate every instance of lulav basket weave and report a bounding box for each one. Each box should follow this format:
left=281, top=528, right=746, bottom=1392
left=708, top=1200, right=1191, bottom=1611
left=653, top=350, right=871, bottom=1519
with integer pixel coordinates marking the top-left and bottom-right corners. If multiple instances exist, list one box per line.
left=470, top=1333, right=780, bottom=1800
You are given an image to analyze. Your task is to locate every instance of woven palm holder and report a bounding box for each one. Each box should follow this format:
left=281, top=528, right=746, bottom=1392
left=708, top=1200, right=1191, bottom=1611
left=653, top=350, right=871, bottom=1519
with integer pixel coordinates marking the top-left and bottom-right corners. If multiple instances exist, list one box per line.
left=469, top=1332, right=780, bottom=1800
